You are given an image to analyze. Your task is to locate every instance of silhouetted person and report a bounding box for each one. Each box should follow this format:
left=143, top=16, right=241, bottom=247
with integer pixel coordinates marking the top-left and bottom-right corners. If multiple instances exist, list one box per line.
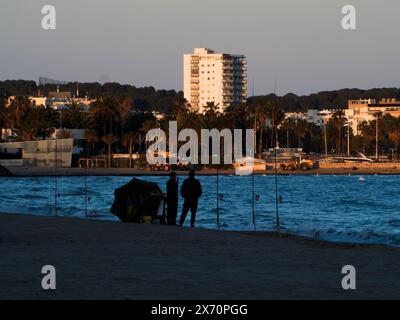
left=179, top=169, right=202, bottom=228
left=166, top=171, right=178, bottom=225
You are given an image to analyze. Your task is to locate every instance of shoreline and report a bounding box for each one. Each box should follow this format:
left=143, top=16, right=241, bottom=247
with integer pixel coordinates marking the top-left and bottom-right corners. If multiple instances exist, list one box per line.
left=1, top=213, right=399, bottom=299
left=4, top=165, right=400, bottom=177
left=1, top=211, right=396, bottom=248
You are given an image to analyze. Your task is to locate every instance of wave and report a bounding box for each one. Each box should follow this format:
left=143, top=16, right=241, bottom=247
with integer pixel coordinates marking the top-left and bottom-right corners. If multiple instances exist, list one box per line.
left=289, top=226, right=400, bottom=247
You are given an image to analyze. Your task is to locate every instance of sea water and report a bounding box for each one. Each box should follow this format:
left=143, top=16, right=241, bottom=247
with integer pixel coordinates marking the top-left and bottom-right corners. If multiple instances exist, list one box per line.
left=1, top=174, right=400, bottom=246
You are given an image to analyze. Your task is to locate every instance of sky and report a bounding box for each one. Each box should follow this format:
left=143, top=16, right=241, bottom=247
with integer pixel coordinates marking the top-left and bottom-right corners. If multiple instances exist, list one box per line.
left=0, top=0, right=399, bottom=96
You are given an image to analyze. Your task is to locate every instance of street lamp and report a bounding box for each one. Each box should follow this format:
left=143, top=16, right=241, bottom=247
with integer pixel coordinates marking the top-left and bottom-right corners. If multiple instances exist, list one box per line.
left=339, top=123, right=350, bottom=160
left=374, top=111, right=382, bottom=161
left=346, top=122, right=351, bottom=156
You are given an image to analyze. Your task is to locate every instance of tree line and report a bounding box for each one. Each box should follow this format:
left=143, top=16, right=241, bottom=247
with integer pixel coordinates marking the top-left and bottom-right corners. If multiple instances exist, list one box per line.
left=2, top=81, right=400, bottom=165
left=2, top=80, right=400, bottom=112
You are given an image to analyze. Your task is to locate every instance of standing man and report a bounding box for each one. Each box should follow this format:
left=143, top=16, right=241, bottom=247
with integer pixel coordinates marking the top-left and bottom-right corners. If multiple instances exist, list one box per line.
left=179, top=169, right=202, bottom=228
left=166, top=171, right=178, bottom=225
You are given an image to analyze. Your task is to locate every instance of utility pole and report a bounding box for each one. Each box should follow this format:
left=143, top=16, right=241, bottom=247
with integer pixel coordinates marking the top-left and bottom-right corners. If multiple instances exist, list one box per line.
left=347, top=123, right=350, bottom=156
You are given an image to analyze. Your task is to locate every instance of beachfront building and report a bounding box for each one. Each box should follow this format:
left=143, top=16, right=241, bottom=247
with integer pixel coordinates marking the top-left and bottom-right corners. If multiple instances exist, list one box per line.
left=347, top=98, right=400, bottom=135
left=348, top=98, right=400, bottom=117
left=6, top=96, right=47, bottom=108
left=0, top=139, right=73, bottom=167
left=307, top=109, right=334, bottom=126
left=6, top=92, right=94, bottom=111
left=304, top=98, right=400, bottom=135
left=183, top=48, right=247, bottom=113
left=306, top=108, right=364, bottom=135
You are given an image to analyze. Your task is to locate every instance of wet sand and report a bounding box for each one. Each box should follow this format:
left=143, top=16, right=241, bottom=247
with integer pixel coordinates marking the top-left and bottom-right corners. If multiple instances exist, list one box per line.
left=1, top=214, right=400, bottom=299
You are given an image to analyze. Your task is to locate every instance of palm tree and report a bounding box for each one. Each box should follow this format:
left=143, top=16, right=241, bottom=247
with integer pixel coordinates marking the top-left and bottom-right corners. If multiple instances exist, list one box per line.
left=390, top=130, right=400, bottom=160
left=118, top=96, right=134, bottom=136
left=173, top=97, right=190, bottom=119
left=253, top=103, right=268, bottom=157
left=140, top=119, right=157, bottom=133
left=280, top=118, right=297, bottom=148
left=178, top=109, right=205, bottom=133
left=64, top=101, right=84, bottom=129
left=8, top=96, right=31, bottom=140
left=203, top=101, right=221, bottom=129
left=306, top=122, right=323, bottom=154
left=295, top=119, right=308, bottom=148
left=91, top=94, right=119, bottom=135
left=374, top=111, right=383, bottom=160
left=331, top=110, right=347, bottom=154
left=85, top=129, right=98, bottom=156
left=224, top=102, right=249, bottom=130
left=101, top=134, right=117, bottom=167
left=358, top=120, right=374, bottom=155
left=0, top=98, right=7, bottom=141
left=122, top=132, right=138, bottom=167
left=267, top=102, right=285, bottom=148
left=140, top=119, right=157, bottom=152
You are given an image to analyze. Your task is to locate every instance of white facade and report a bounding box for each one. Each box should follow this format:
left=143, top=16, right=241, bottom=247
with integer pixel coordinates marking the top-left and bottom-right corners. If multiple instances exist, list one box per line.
left=6, top=96, right=94, bottom=110
left=306, top=108, right=374, bottom=135
left=0, top=139, right=73, bottom=167
left=183, top=48, right=247, bottom=113
left=307, top=109, right=334, bottom=126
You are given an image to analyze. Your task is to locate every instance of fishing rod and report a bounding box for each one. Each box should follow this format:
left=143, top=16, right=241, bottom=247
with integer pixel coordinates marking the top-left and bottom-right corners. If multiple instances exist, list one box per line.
left=252, top=170, right=256, bottom=231
left=84, top=156, right=88, bottom=219
left=274, top=143, right=280, bottom=235
left=216, top=166, right=220, bottom=227
left=272, top=81, right=280, bottom=235
left=54, top=132, right=58, bottom=217
left=84, top=111, right=88, bottom=219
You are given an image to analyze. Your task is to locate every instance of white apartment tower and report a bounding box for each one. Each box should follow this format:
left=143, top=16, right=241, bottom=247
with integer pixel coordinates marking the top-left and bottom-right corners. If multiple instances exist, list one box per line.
left=183, top=48, right=247, bottom=113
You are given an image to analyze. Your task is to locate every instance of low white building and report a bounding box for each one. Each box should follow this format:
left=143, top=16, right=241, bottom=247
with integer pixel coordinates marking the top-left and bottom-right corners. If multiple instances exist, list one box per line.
left=306, top=109, right=334, bottom=126
left=0, top=139, right=73, bottom=167
left=306, top=109, right=370, bottom=135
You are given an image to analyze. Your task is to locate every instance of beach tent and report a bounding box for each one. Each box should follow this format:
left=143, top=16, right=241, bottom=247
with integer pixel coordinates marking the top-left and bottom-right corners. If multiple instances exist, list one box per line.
left=111, top=178, right=165, bottom=223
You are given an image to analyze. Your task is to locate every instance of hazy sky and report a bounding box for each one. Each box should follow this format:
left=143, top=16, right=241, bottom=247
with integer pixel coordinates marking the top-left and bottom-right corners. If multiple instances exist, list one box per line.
left=0, top=0, right=399, bottom=96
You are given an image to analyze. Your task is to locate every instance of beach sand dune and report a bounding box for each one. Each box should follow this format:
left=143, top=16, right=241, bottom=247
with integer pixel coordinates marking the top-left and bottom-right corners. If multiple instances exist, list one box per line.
left=1, top=214, right=399, bottom=300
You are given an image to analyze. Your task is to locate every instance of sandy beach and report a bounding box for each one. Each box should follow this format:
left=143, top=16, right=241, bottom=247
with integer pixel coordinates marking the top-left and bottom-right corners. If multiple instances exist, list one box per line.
left=1, top=214, right=400, bottom=300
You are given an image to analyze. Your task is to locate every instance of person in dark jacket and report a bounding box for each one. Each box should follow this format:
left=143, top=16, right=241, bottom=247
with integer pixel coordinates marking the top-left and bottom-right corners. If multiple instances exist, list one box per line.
left=166, top=171, right=178, bottom=225
left=179, top=169, right=202, bottom=228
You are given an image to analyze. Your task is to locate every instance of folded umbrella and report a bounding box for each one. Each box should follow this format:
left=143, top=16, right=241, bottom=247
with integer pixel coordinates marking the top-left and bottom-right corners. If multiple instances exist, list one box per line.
left=111, top=178, right=164, bottom=223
